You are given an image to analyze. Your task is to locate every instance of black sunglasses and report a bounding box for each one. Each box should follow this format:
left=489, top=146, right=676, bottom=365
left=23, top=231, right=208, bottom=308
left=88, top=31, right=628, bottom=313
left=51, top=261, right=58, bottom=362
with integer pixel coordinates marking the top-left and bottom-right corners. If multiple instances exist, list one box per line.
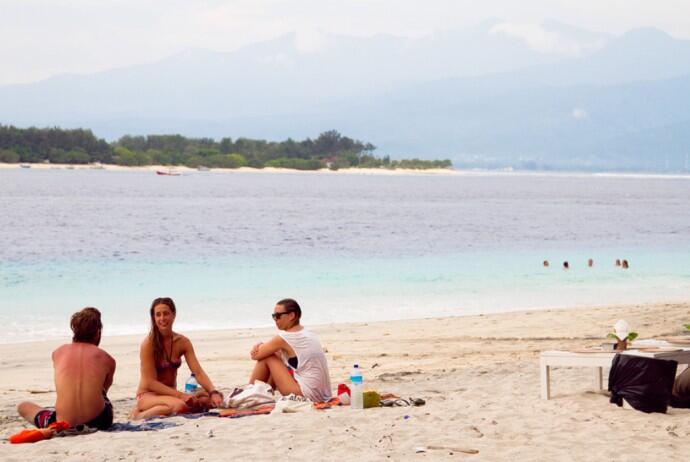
left=272, top=311, right=292, bottom=320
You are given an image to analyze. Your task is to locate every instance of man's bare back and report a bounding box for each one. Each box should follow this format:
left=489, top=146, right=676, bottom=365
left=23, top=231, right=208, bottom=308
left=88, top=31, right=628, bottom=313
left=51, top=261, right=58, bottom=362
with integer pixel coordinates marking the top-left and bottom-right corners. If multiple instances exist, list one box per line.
left=17, top=307, right=117, bottom=429
left=52, top=342, right=115, bottom=425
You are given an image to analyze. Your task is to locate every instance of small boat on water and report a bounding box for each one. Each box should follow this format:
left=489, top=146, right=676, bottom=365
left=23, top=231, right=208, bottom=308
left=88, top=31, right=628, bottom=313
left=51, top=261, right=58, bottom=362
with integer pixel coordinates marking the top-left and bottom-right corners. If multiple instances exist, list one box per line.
left=156, top=169, right=181, bottom=176
left=20, top=163, right=31, bottom=169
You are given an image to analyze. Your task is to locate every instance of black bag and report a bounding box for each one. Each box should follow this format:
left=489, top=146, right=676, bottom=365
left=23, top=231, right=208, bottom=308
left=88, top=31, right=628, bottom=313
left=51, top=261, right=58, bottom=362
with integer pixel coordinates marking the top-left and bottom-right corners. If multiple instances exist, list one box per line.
left=608, top=353, right=677, bottom=413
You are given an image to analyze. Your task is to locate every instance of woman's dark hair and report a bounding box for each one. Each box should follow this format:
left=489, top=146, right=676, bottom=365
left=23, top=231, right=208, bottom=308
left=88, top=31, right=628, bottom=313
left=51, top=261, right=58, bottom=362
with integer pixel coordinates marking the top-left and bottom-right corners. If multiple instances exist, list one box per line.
left=149, top=297, right=176, bottom=364
left=71, top=307, right=102, bottom=344
left=277, top=298, right=302, bottom=327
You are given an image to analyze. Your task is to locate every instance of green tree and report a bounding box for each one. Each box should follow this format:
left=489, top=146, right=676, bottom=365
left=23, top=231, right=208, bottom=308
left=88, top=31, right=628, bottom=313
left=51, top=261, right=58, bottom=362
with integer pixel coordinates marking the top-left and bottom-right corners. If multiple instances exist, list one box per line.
left=208, top=153, right=247, bottom=168
left=114, top=146, right=151, bottom=166
left=266, top=157, right=323, bottom=170
left=147, top=149, right=172, bottom=165
left=183, top=155, right=205, bottom=168
left=64, top=149, right=91, bottom=164
left=0, top=148, right=19, bottom=163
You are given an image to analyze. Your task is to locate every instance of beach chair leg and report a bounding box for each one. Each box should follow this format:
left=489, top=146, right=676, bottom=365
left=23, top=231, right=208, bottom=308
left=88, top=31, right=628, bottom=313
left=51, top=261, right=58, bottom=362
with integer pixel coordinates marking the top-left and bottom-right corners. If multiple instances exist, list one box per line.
left=594, top=367, right=603, bottom=391
left=540, top=361, right=551, bottom=400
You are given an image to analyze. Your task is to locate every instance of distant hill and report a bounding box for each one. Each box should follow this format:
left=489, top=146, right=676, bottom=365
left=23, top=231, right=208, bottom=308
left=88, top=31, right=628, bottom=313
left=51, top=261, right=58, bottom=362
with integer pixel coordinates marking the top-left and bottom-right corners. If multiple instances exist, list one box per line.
left=1, top=21, right=690, bottom=171
left=318, top=73, right=690, bottom=171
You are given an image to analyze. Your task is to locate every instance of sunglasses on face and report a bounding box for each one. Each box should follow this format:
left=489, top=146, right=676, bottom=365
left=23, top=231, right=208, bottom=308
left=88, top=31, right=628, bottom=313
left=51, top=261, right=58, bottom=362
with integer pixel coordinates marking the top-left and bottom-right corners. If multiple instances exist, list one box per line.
left=272, top=311, right=292, bottom=320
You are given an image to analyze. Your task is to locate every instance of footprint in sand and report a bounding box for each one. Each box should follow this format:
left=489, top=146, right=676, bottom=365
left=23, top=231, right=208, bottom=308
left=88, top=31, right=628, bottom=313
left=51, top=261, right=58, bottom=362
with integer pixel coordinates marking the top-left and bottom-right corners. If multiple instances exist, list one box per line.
left=463, top=425, right=484, bottom=438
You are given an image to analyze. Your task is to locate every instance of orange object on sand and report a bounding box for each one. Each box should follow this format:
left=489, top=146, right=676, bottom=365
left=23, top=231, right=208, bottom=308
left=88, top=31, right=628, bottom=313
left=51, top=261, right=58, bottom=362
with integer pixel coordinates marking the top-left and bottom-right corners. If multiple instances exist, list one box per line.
left=9, top=428, right=53, bottom=444
left=313, top=397, right=340, bottom=410
left=10, top=421, right=71, bottom=444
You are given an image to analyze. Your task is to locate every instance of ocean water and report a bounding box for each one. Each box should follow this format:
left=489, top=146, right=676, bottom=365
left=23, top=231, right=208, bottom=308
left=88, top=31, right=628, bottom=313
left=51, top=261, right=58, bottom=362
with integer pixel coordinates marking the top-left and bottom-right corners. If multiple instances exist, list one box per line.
left=1, top=168, right=689, bottom=343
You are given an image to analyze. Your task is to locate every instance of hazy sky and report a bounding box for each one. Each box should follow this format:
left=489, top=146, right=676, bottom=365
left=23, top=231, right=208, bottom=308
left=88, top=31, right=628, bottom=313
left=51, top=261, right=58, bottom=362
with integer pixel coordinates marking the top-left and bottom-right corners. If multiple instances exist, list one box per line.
left=2, top=0, right=689, bottom=85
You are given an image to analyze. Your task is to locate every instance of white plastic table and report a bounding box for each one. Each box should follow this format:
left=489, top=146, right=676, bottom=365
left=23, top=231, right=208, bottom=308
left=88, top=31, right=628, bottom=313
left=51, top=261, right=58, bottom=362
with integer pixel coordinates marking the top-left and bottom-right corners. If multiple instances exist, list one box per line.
left=539, top=349, right=690, bottom=400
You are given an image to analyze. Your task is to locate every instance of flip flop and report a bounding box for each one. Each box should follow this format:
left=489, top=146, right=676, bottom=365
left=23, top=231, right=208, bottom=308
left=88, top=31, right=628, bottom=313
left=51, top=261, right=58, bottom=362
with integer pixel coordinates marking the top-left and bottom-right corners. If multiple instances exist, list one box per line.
left=380, top=398, right=410, bottom=407
left=409, top=397, right=426, bottom=406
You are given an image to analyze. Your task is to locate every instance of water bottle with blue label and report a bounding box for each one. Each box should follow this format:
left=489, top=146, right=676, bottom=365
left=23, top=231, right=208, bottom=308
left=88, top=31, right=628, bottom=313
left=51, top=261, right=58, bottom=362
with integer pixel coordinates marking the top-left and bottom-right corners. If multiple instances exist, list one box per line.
left=350, top=364, right=364, bottom=409
left=185, top=373, right=199, bottom=394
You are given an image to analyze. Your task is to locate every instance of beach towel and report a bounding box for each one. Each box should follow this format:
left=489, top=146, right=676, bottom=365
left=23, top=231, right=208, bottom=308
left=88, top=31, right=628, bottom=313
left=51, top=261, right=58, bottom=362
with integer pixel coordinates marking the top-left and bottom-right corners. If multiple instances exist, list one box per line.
left=217, top=397, right=340, bottom=419
left=219, top=406, right=274, bottom=418
left=107, top=421, right=180, bottom=432
left=313, top=397, right=340, bottom=410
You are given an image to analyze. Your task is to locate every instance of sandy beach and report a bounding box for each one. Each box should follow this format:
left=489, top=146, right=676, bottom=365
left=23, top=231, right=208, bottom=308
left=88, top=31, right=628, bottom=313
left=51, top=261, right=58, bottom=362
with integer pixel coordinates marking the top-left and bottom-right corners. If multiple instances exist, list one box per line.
left=5, top=162, right=690, bottom=180
left=1, top=302, right=689, bottom=461
left=0, top=162, right=457, bottom=176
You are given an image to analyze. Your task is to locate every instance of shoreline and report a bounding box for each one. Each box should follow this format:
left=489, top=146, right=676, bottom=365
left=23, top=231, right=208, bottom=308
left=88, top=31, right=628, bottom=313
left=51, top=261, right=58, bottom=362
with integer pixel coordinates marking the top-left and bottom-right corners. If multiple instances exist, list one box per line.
left=4, top=297, right=690, bottom=347
left=3, top=162, right=690, bottom=179
left=0, top=162, right=455, bottom=176
left=2, top=301, right=690, bottom=460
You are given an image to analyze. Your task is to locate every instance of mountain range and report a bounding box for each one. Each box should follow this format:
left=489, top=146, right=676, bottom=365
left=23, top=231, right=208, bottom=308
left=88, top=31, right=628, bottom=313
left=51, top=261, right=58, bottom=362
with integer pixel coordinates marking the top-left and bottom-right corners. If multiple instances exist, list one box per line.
left=1, top=20, right=689, bottom=171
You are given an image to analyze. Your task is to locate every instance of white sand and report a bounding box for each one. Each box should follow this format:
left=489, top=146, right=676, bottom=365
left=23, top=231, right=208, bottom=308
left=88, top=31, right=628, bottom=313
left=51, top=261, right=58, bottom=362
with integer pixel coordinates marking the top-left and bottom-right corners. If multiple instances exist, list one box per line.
left=1, top=302, right=690, bottom=461
left=0, top=162, right=455, bottom=176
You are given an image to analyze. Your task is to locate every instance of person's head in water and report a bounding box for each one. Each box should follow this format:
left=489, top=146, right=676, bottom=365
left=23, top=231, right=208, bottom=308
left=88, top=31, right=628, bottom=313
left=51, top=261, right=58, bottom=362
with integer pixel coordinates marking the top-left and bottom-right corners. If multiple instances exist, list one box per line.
left=149, top=297, right=177, bottom=363
left=272, top=298, right=302, bottom=330
left=543, top=260, right=549, bottom=267
left=615, top=259, right=621, bottom=267
left=588, top=258, right=593, bottom=267
left=622, top=260, right=629, bottom=269
left=71, top=307, right=103, bottom=345
left=563, top=261, right=569, bottom=270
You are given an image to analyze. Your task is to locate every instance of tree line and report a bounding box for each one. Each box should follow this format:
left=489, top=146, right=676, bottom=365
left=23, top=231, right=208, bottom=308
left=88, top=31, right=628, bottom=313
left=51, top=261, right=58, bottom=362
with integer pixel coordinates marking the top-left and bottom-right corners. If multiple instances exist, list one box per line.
left=0, top=125, right=452, bottom=170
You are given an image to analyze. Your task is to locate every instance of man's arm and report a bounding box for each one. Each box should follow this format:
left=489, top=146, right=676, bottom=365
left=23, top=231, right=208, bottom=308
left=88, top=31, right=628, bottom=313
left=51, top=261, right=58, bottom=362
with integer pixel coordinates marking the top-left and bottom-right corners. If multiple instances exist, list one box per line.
left=102, top=352, right=116, bottom=392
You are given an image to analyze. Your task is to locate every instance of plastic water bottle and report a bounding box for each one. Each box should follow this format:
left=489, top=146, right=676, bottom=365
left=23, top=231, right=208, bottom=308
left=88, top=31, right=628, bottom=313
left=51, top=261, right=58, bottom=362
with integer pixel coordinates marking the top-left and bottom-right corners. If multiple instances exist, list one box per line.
left=184, top=373, right=199, bottom=394
left=350, top=364, right=364, bottom=409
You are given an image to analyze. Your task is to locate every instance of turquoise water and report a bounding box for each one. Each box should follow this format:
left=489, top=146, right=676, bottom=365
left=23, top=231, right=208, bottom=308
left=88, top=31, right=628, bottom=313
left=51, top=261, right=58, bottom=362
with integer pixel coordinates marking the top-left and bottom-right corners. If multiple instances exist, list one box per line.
left=1, top=169, right=689, bottom=343
left=2, top=249, right=688, bottom=343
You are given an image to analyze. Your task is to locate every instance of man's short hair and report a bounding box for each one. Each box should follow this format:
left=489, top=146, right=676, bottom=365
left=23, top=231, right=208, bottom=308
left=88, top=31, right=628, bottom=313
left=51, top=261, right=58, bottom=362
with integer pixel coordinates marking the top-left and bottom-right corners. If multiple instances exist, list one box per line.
left=71, top=307, right=102, bottom=343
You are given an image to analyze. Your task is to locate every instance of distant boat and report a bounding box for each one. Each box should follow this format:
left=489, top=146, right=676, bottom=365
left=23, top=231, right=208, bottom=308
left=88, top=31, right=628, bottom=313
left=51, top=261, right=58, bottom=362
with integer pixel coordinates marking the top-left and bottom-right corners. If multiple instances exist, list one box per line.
left=197, top=166, right=210, bottom=172
left=20, top=163, right=31, bottom=169
left=156, top=169, right=181, bottom=176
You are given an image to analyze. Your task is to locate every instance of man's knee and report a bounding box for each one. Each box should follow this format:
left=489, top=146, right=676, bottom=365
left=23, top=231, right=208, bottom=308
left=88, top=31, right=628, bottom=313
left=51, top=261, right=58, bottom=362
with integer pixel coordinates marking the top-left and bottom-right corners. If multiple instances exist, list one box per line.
left=17, top=401, right=32, bottom=414
left=17, top=401, right=39, bottom=420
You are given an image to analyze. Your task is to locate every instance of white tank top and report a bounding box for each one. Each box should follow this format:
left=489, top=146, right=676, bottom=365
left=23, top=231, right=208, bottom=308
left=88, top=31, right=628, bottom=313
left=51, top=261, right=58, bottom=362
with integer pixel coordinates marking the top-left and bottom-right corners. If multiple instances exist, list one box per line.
left=278, top=328, right=332, bottom=402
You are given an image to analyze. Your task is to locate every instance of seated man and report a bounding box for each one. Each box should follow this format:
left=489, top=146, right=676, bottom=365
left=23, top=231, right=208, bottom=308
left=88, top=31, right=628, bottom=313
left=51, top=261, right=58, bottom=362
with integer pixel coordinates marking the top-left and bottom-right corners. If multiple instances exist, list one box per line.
left=17, top=307, right=116, bottom=430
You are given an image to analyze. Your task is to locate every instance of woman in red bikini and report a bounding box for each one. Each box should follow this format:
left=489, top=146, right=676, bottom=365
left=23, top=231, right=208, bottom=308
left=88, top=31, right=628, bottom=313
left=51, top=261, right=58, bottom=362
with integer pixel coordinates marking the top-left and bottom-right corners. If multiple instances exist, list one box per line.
left=131, top=297, right=223, bottom=419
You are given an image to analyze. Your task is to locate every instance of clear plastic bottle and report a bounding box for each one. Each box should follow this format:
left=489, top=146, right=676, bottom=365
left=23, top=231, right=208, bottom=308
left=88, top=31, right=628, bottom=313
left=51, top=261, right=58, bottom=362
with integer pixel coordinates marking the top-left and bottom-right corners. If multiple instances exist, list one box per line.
left=350, top=364, right=363, bottom=409
left=184, top=373, right=199, bottom=394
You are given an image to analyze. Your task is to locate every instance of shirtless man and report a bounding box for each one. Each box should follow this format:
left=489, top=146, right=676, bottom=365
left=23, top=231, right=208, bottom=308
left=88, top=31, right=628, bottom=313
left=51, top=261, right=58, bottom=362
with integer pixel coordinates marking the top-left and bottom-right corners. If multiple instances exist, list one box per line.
left=17, top=307, right=116, bottom=430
